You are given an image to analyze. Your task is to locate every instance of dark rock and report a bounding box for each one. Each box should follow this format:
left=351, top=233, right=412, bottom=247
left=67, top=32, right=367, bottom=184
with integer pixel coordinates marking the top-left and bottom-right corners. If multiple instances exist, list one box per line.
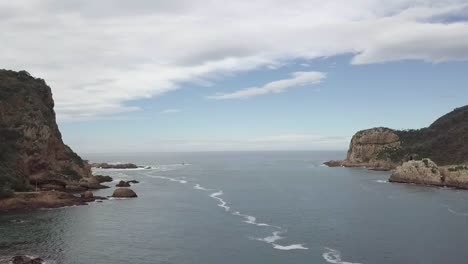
left=79, top=178, right=110, bottom=189
left=93, top=175, right=113, bottom=183
left=116, top=180, right=130, bottom=187
left=112, top=188, right=138, bottom=198
left=127, top=180, right=139, bottom=184
left=11, top=255, right=44, bottom=264
left=81, top=191, right=94, bottom=199
left=65, top=184, right=87, bottom=192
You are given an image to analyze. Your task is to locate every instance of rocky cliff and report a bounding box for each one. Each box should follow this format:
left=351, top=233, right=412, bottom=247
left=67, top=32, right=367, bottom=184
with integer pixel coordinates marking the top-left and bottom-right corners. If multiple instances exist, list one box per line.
left=324, top=127, right=402, bottom=170
left=0, top=70, right=91, bottom=195
left=325, top=105, right=468, bottom=171
left=389, top=159, right=468, bottom=189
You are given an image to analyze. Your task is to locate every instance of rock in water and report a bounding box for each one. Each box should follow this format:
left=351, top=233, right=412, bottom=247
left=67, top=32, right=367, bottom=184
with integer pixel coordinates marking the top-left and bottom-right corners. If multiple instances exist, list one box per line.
left=0, top=70, right=92, bottom=194
left=112, top=188, right=138, bottom=198
left=116, top=180, right=131, bottom=187
left=127, top=180, right=139, bottom=184
left=93, top=175, right=113, bottom=183
left=11, top=255, right=44, bottom=264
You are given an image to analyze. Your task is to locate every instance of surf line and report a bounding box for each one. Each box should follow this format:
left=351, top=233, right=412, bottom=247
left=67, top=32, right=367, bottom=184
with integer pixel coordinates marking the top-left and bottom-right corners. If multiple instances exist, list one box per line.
left=146, top=173, right=308, bottom=251
left=322, top=247, right=362, bottom=264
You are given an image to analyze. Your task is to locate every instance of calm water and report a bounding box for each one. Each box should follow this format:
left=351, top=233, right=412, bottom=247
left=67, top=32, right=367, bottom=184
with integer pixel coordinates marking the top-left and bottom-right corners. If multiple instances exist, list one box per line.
left=1, top=151, right=468, bottom=264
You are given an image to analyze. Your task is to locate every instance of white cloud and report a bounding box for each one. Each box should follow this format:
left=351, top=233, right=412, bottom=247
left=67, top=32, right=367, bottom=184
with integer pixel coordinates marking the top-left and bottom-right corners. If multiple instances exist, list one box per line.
left=207, top=71, right=325, bottom=100
left=161, top=108, right=181, bottom=114
left=1, top=0, right=468, bottom=119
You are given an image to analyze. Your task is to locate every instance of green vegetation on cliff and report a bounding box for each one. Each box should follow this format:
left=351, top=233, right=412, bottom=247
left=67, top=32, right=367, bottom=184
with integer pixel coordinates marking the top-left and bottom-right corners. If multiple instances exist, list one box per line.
left=377, top=106, right=468, bottom=165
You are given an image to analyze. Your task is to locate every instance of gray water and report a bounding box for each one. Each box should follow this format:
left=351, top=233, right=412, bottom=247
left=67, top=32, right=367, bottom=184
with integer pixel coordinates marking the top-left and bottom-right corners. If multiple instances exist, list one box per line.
left=1, top=151, right=468, bottom=264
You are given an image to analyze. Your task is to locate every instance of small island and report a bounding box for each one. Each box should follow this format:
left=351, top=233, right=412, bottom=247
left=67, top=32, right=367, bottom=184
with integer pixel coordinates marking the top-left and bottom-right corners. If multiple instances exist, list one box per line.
left=325, top=105, right=468, bottom=189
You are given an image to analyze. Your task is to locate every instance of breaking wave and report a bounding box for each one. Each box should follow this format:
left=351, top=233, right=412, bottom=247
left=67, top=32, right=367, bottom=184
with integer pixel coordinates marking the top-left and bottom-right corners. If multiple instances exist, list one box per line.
left=323, top=247, right=362, bottom=264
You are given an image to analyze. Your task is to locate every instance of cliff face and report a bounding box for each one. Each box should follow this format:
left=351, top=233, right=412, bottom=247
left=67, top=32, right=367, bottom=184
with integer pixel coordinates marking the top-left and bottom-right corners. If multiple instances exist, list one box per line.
left=325, top=106, right=468, bottom=170
left=325, top=127, right=401, bottom=170
left=346, top=127, right=400, bottom=163
left=0, top=70, right=91, bottom=193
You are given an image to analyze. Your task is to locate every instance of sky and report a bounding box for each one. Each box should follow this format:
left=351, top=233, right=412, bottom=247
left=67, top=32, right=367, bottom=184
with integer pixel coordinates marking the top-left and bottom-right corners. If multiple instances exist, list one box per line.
left=1, top=0, right=468, bottom=153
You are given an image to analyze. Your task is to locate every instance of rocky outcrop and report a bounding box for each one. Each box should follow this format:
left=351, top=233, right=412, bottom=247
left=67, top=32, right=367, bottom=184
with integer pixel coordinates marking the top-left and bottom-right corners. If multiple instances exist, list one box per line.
left=325, top=105, right=468, bottom=171
left=0, top=70, right=92, bottom=194
left=116, top=180, right=139, bottom=187
left=389, top=159, right=442, bottom=186
left=79, top=177, right=110, bottom=189
left=0, top=191, right=86, bottom=211
left=112, top=188, right=138, bottom=198
left=116, top=180, right=131, bottom=187
left=390, top=159, right=468, bottom=189
left=93, top=175, right=113, bottom=183
left=91, top=162, right=138, bottom=169
left=325, top=127, right=401, bottom=170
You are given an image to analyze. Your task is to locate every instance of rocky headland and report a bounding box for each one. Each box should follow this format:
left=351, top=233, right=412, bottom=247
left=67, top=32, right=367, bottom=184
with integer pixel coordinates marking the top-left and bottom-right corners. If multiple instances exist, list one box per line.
left=0, top=70, right=137, bottom=211
left=325, top=105, right=468, bottom=188
left=91, top=162, right=139, bottom=169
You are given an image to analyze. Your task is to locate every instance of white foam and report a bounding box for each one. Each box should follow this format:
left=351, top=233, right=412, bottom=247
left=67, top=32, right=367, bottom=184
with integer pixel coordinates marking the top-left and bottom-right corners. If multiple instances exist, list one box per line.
left=375, top=180, right=388, bottom=183
left=447, top=207, right=468, bottom=216
left=194, top=184, right=212, bottom=191
left=254, top=231, right=284, bottom=243
left=210, top=191, right=230, bottom=211
left=323, top=247, right=361, bottom=264
left=149, top=175, right=187, bottom=184
left=231, top=211, right=274, bottom=227
left=272, top=244, right=308, bottom=250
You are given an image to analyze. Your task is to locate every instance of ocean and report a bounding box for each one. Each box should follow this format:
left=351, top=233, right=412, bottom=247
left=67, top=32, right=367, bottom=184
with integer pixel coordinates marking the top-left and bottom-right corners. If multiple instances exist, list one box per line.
left=1, top=151, right=468, bottom=264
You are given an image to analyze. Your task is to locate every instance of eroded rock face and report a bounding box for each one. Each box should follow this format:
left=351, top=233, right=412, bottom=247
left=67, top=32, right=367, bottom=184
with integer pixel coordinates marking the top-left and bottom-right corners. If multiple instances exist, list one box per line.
left=0, top=70, right=91, bottom=191
left=346, top=127, right=400, bottom=163
left=324, top=127, right=401, bottom=170
left=390, top=159, right=442, bottom=186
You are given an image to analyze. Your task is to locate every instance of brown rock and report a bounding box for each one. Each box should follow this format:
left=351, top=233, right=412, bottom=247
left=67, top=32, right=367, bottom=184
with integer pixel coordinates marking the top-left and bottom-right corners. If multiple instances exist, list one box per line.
left=93, top=175, right=113, bottom=183
left=65, top=184, right=87, bottom=192
left=112, top=188, right=138, bottom=198
left=0, top=191, right=86, bottom=211
left=81, top=191, right=94, bottom=199
left=116, top=180, right=130, bottom=187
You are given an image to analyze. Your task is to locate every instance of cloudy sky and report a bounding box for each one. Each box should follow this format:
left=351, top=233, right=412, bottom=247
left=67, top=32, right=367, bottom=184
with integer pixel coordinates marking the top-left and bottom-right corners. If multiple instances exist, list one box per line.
left=2, top=0, right=468, bottom=152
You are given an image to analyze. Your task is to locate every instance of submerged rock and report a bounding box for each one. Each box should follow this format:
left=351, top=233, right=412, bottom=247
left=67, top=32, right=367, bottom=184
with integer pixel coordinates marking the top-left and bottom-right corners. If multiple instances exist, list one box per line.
left=112, top=188, right=138, bottom=198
